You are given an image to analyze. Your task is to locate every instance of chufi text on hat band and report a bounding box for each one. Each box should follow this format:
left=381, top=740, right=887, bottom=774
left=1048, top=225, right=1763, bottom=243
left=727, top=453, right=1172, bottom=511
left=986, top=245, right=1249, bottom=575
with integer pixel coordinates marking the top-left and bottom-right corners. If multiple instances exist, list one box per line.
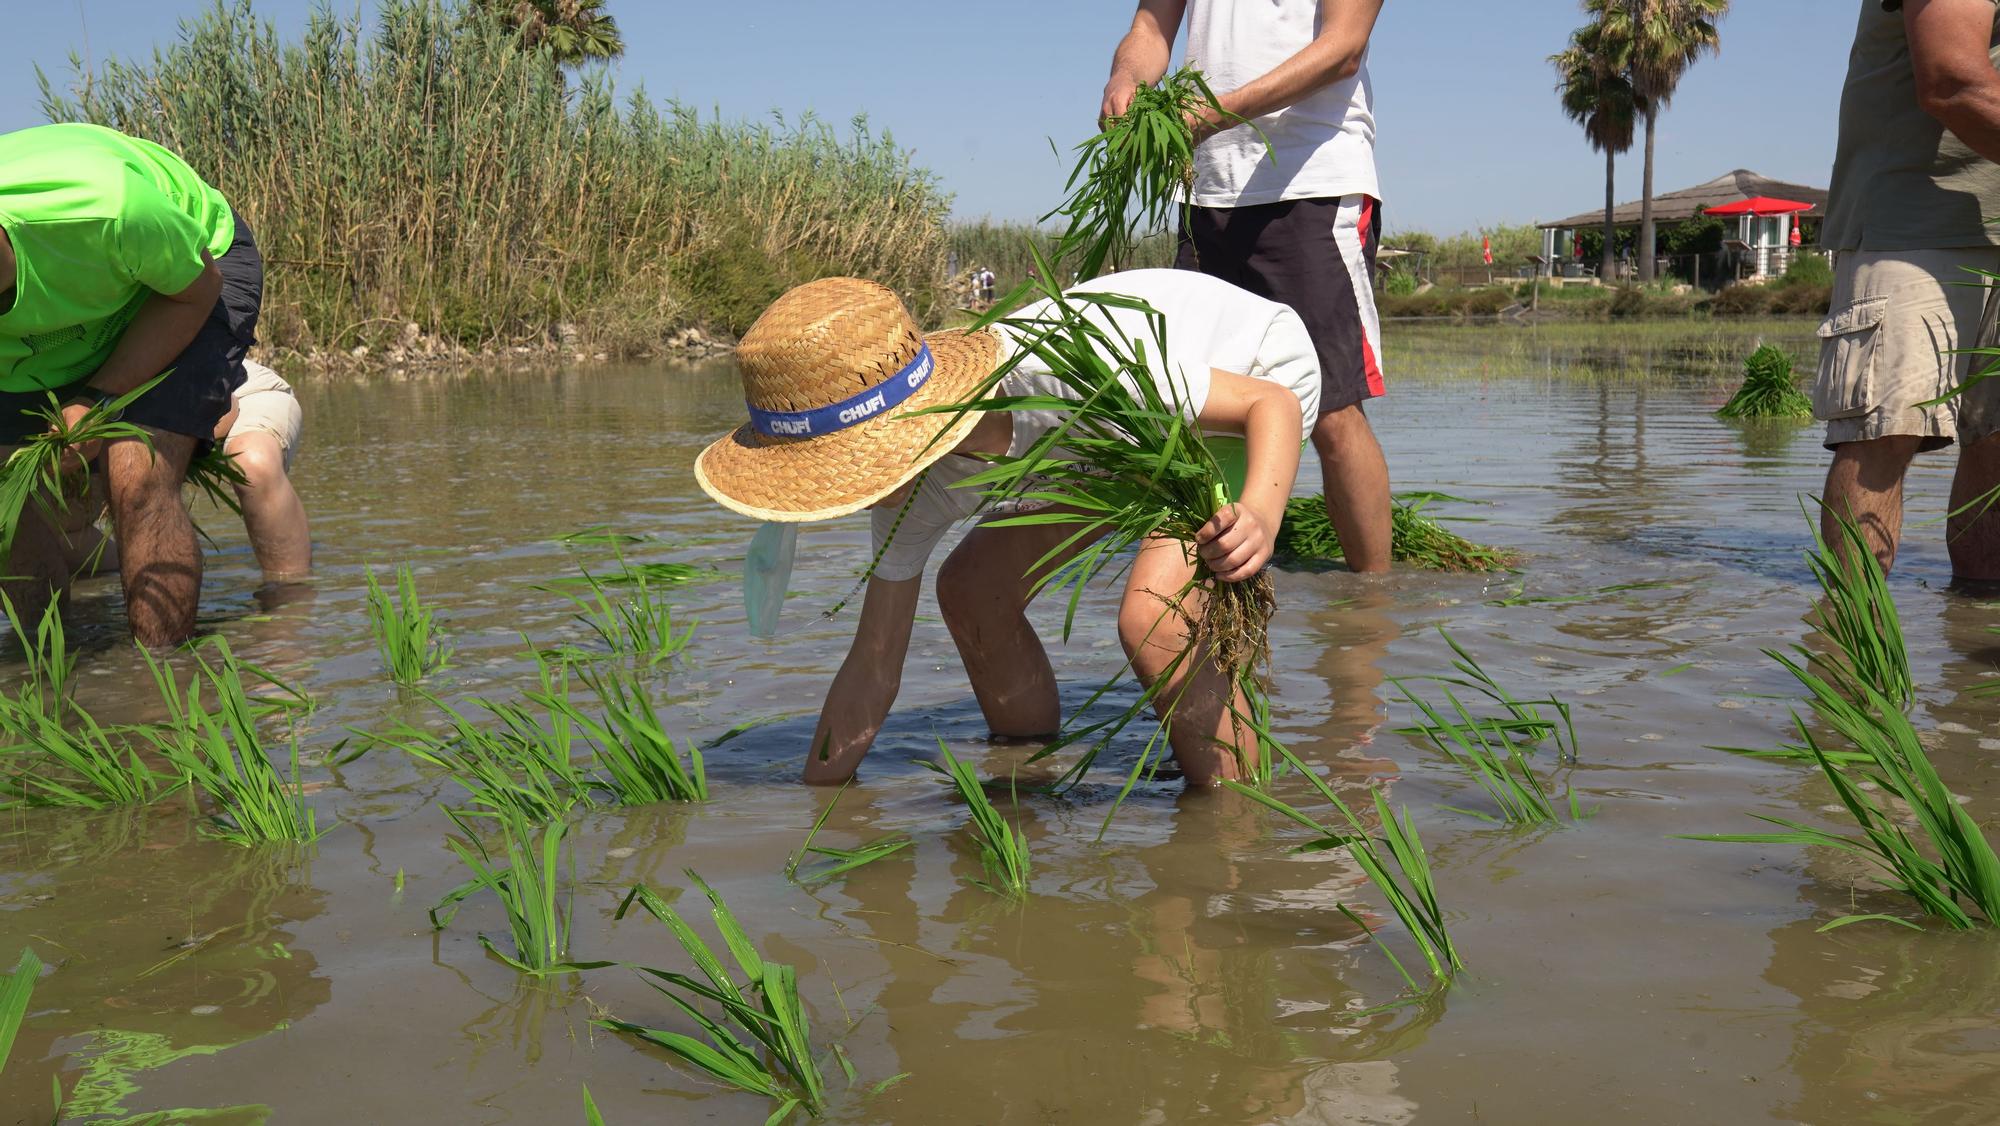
left=747, top=344, right=935, bottom=438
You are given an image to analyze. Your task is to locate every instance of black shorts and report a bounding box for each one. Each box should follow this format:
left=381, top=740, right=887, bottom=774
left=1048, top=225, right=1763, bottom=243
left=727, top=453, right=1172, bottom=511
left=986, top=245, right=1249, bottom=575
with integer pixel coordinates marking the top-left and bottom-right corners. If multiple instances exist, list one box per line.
left=0, top=213, right=261, bottom=445
left=1176, top=194, right=1384, bottom=414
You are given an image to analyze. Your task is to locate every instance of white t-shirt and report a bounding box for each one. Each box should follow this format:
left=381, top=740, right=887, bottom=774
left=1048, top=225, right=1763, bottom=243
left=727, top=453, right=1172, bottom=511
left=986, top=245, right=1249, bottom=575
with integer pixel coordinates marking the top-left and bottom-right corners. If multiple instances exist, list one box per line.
left=1185, top=0, right=1379, bottom=208
left=868, top=270, right=1320, bottom=582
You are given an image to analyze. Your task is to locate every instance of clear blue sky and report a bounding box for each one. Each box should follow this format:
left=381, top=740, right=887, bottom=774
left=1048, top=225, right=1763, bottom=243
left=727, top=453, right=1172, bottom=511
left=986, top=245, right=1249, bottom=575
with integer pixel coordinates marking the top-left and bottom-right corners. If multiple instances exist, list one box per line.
left=3, top=0, right=1849, bottom=238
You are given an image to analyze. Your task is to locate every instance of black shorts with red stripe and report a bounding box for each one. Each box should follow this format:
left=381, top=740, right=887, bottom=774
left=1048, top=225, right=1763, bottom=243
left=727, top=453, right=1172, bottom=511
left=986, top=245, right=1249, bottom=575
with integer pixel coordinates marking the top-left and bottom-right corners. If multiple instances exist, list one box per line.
left=1175, top=194, right=1385, bottom=414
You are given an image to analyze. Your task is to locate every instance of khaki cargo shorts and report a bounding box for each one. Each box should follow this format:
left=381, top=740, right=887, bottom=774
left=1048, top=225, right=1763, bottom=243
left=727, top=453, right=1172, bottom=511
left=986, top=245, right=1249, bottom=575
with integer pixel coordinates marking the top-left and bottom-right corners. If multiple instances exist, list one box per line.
left=1815, top=248, right=2000, bottom=450
left=225, top=359, right=303, bottom=471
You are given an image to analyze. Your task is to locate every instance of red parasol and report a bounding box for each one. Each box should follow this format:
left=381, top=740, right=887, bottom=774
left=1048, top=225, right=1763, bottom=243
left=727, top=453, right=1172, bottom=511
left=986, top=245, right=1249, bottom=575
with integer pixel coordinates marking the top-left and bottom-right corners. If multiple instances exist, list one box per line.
left=1703, top=196, right=1814, bottom=217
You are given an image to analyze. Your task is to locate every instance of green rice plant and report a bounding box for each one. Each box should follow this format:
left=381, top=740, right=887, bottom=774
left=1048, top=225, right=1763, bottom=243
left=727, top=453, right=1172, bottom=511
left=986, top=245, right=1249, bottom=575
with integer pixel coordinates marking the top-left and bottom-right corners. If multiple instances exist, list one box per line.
left=1396, top=631, right=1579, bottom=764
left=946, top=265, right=1278, bottom=791
left=1042, top=66, right=1249, bottom=281
left=430, top=802, right=600, bottom=973
left=365, top=564, right=451, bottom=684
left=1716, top=345, right=1813, bottom=420
left=0, top=946, right=39, bottom=1076
left=1225, top=744, right=1462, bottom=991
left=604, top=873, right=828, bottom=1119
left=0, top=381, right=161, bottom=564
left=366, top=677, right=592, bottom=821
left=562, top=563, right=694, bottom=668
left=785, top=783, right=912, bottom=886
left=582, top=1085, right=607, bottom=1125
left=560, top=664, right=707, bottom=804
left=184, top=444, right=250, bottom=518
left=142, top=639, right=324, bottom=846
left=1391, top=674, right=1573, bottom=825
left=1274, top=492, right=1515, bottom=572
left=542, top=561, right=721, bottom=589
left=1804, top=503, right=1912, bottom=709
left=923, top=741, right=1030, bottom=898
left=1688, top=651, right=2000, bottom=930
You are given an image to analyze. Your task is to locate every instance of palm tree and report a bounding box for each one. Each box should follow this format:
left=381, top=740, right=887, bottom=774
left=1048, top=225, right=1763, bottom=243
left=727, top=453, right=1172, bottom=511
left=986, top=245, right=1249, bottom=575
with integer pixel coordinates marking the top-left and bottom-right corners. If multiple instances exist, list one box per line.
left=1552, top=20, right=1638, bottom=282
left=477, top=0, right=624, bottom=65
left=1597, top=0, right=1729, bottom=283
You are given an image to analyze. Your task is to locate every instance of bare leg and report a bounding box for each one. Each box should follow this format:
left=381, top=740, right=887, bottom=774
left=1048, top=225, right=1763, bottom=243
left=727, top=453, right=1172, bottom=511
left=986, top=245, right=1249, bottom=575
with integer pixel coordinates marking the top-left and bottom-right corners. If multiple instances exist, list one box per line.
left=1822, top=435, right=1922, bottom=571
left=1119, top=537, right=1254, bottom=786
left=937, top=517, right=1105, bottom=739
left=224, top=431, right=311, bottom=579
left=0, top=501, right=78, bottom=629
left=1949, top=432, right=2000, bottom=580
left=105, top=430, right=201, bottom=649
left=1311, top=404, right=1392, bottom=574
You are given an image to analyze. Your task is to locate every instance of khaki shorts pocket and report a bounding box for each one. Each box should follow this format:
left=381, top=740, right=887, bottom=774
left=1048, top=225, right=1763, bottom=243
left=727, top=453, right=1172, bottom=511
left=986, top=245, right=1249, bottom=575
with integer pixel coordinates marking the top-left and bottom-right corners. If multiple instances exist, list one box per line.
left=1814, top=294, right=1887, bottom=420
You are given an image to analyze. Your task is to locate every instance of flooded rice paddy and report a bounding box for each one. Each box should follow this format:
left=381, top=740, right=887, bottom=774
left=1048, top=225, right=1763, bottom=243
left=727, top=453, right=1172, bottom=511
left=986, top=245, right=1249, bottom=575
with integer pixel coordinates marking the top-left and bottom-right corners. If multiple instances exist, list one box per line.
left=7, top=319, right=2000, bottom=1125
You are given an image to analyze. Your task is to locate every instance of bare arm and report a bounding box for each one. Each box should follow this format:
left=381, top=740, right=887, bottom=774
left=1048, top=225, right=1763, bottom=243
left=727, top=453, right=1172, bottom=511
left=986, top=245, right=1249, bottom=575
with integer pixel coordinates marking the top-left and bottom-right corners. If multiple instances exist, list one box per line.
left=1102, top=0, right=1188, bottom=124
left=87, top=253, right=223, bottom=398
left=803, top=574, right=923, bottom=784
left=1191, top=0, right=1385, bottom=141
left=1907, top=0, right=2000, bottom=163
left=1193, top=369, right=1304, bottom=582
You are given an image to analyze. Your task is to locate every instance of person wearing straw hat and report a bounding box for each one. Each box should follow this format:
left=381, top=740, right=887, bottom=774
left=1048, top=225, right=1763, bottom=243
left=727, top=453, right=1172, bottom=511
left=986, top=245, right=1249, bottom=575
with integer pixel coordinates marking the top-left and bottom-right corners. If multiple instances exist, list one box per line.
left=696, top=270, right=1320, bottom=786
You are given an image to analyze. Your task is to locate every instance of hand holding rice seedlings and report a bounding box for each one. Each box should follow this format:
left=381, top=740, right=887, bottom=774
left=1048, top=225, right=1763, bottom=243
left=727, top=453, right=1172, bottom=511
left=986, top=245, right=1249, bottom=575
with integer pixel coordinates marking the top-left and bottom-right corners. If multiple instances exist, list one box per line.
left=1043, top=66, right=1249, bottom=281
left=1716, top=345, right=1813, bottom=420
left=1224, top=746, right=1462, bottom=992
left=0, top=382, right=160, bottom=565
left=142, top=639, right=325, bottom=846
left=365, top=564, right=452, bottom=684
left=924, top=741, right=1030, bottom=898
left=786, top=783, right=912, bottom=886
left=430, top=803, right=601, bottom=973
left=603, top=873, right=828, bottom=1118
left=1275, top=492, right=1516, bottom=573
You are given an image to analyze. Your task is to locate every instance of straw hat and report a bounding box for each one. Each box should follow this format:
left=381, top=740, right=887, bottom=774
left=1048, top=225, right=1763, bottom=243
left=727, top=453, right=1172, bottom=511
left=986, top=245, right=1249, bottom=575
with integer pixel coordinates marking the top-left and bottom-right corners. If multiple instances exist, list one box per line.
left=695, top=277, right=1000, bottom=522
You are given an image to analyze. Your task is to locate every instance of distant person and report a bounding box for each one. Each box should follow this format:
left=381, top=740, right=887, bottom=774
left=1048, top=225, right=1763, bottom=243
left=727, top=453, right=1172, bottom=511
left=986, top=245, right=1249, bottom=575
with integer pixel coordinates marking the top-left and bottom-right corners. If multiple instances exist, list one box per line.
left=1814, top=0, right=2000, bottom=578
left=0, top=122, right=260, bottom=647
left=980, top=266, right=997, bottom=306
left=694, top=271, right=1319, bottom=785
left=1101, top=0, right=1392, bottom=573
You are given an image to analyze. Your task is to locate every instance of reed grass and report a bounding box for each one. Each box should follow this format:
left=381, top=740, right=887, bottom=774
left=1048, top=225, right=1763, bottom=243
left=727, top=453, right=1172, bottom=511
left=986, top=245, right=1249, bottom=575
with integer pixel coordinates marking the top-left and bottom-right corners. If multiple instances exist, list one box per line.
left=1274, top=492, right=1515, bottom=572
left=1226, top=744, right=1462, bottom=991
left=40, top=0, right=952, bottom=352
left=142, top=639, right=323, bottom=845
left=786, top=783, right=912, bottom=886
left=0, top=946, right=38, bottom=1077
left=924, top=742, right=1030, bottom=898
left=431, top=802, right=595, bottom=972
left=365, top=564, right=451, bottom=684
left=1716, top=344, right=1812, bottom=420
left=605, top=874, right=827, bottom=1118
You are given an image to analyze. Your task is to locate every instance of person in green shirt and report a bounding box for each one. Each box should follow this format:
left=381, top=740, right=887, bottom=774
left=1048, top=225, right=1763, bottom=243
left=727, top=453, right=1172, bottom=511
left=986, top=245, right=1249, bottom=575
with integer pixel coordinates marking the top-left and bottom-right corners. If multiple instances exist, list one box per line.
left=0, top=122, right=265, bottom=647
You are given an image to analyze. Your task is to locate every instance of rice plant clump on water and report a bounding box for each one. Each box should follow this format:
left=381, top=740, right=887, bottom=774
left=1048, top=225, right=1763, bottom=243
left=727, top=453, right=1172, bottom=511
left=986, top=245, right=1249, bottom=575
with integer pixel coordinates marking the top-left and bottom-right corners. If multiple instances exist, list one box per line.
left=1391, top=631, right=1580, bottom=825
left=786, top=783, right=912, bottom=886
left=560, top=663, right=707, bottom=804
left=1716, top=344, right=1813, bottom=420
left=561, top=563, right=694, bottom=668
left=1226, top=744, right=1462, bottom=993
left=365, top=564, right=451, bottom=684
left=603, top=874, right=828, bottom=1119
left=142, top=639, right=325, bottom=846
left=431, top=803, right=597, bottom=973
left=924, top=742, right=1030, bottom=898
left=1274, top=492, right=1515, bottom=573
left=1691, top=510, right=2000, bottom=930
left=947, top=266, right=1278, bottom=790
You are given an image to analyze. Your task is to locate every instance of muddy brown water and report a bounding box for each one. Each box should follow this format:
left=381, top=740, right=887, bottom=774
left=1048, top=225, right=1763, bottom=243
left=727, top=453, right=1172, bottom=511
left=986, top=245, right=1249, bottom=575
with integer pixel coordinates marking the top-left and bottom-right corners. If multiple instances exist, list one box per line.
left=6, top=320, right=2000, bottom=1125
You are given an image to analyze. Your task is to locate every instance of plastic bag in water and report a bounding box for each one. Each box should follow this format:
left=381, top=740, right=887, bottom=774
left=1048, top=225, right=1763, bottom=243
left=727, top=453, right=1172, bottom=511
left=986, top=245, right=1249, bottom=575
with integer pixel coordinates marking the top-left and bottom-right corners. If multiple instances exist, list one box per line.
left=743, top=521, right=798, bottom=638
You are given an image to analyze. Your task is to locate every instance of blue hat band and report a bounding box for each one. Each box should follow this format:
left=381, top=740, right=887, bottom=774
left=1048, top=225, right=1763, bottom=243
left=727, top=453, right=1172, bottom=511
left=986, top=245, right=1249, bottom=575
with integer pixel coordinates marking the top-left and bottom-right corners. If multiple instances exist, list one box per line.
left=746, top=344, right=935, bottom=439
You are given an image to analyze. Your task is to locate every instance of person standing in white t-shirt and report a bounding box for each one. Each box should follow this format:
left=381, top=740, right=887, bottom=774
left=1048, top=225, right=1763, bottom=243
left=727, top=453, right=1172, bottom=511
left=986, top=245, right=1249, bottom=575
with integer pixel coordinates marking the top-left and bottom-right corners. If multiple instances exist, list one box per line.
left=695, top=271, right=1320, bottom=786
left=1101, top=0, right=1393, bottom=573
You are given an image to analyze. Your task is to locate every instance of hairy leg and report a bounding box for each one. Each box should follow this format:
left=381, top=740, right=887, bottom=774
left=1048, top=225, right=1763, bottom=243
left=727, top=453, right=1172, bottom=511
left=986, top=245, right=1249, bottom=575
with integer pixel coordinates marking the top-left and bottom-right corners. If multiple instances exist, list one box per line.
left=1311, top=404, right=1392, bottom=573
left=937, top=515, right=1104, bottom=739
left=1118, top=536, right=1254, bottom=786
left=1821, top=435, right=1922, bottom=572
left=105, top=429, right=200, bottom=649
left=225, top=431, right=311, bottom=579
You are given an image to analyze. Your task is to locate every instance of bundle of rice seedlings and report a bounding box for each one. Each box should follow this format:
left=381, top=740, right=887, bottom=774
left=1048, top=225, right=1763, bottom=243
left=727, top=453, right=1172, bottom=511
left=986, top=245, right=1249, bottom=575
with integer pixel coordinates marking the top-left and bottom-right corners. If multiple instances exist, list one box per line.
left=924, top=741, right=1030, bottom=897
left=1040, top=66, right=1251, bottom=282
left=1804, top=503, right=1911, bottom=708
left=945, top=261, right=1277, bottom=789
left=0, top=384, right=159, bottom=564
left=430, top=802, right=598, bottom=973
left=1274, top=492, right=1515, bottom=572
left=365, top=564, right=452, bottom=684
left=1716, top=344, right=1812, bottom=420
left=604, top=874, right=828, bottom=1119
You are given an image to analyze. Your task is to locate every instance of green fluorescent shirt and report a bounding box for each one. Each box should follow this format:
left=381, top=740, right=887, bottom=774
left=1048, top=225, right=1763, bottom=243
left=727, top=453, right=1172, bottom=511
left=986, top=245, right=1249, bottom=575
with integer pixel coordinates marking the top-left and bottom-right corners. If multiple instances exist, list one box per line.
left=0, top=123, right=234, bottom=392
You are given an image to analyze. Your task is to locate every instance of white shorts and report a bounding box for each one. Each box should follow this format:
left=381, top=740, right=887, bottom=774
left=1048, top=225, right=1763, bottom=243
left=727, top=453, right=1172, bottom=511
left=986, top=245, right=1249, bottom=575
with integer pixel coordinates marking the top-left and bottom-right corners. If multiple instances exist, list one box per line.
left=227, top=359, right=303, bottom=471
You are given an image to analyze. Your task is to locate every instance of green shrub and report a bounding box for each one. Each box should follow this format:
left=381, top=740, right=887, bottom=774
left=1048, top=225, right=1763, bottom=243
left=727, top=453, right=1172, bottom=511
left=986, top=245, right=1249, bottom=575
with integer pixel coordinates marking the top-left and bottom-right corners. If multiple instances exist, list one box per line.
left=1608, top=286, right=1648, bottom=318
left=1707, top=284, right=1776, bottom=317
left=1384, top=268, right=1420, bottom=297
left=1770, top=281, right=1831, bottom=317
left=1781, top=253, right=1833, bottom=288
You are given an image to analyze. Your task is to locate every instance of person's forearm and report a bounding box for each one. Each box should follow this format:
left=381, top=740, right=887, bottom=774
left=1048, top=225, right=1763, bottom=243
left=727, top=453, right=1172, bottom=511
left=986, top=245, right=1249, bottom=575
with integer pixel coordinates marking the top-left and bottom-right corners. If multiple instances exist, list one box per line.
left=1236, top=393, right=1304, bottom=525
left=805, top=659, right=900, bottom=785
left=1109, top=22, right=1174, bottom=88
left=91, top=281, right=220, bottom=397
left=1924, top=78, right=2000, bottom=164
left=1198, top=0, right=1382, bottom=133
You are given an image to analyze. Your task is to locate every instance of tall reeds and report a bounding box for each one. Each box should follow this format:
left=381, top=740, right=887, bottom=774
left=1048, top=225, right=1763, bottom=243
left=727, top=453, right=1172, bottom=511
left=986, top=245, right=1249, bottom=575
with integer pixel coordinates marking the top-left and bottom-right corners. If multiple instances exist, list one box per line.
left=40, top=0, right=953, bottom=353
